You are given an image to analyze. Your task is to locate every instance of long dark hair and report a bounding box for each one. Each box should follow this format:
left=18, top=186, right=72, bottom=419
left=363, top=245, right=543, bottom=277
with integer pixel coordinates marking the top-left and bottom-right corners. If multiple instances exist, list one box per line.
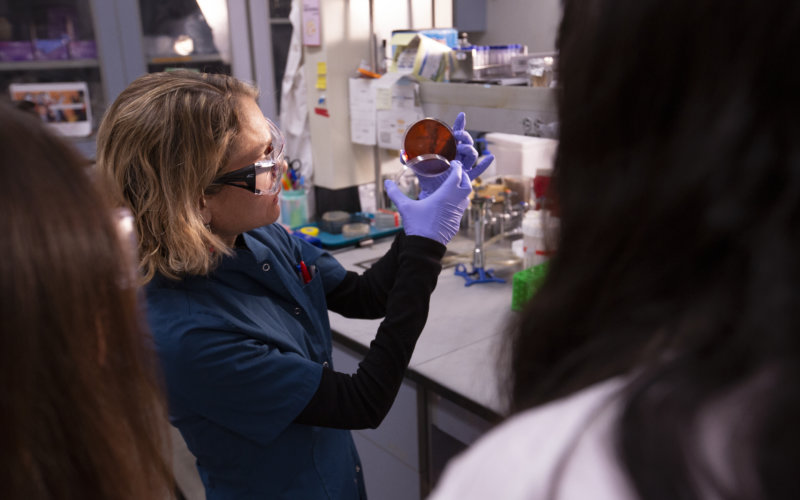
left=506, top=1, right=800, bottom=498
left=0, top=102, right=173, bottom=499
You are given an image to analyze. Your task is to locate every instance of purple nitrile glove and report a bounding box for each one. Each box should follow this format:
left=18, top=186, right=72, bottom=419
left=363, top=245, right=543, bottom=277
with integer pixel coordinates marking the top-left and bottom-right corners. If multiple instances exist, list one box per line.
left=385, top=160, right=472, bottom=245
left=417, top=112, right=495, bottom=200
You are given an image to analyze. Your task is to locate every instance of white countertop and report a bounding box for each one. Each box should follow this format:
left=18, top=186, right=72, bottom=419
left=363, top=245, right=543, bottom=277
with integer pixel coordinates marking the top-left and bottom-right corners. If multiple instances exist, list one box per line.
left=328, top=234, right=520, bottom=418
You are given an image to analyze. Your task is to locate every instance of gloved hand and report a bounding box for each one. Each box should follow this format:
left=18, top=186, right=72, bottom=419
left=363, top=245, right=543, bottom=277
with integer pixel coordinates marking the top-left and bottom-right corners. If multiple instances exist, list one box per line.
left=385, top=160, right=472, bottom=245
left=417, top=112, right=495, bottom=200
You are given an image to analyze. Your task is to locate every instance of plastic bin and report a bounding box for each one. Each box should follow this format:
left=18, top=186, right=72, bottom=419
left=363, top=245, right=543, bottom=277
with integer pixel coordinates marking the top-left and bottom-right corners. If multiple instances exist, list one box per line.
left=511, top=262, right=549, bottom=311
left=485, top=133, right=557, bottom=178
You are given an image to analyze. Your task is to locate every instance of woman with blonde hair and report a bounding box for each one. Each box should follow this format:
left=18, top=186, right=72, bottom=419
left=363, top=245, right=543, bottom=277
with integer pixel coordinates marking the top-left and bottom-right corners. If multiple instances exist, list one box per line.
left=0, top=102, right=173, bottom=499
left=97, top=70, right=488, bottom=499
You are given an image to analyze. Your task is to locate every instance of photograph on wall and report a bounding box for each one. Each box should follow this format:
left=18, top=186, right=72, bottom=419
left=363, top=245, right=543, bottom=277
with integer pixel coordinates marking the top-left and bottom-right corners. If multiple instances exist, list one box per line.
left=9, top=82, right=92, bottom=137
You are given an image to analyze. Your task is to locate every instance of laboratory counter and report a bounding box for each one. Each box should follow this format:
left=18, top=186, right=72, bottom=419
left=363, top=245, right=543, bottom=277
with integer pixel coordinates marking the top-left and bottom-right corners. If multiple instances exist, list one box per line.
left=328, top=233, right=519, bottom=499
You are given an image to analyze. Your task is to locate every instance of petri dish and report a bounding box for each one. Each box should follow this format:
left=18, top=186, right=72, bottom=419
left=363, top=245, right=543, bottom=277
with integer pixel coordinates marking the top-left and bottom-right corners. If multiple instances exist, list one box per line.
left=400, top=118, right=457, bottom=177
left=341, top=222, right=370, bottom=238
left=320, top=210, right=350, bottom=234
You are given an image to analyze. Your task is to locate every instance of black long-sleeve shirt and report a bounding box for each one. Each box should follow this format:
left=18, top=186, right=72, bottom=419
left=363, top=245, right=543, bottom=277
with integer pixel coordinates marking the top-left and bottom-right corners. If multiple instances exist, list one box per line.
left=295, top=232, right=446, bottom=429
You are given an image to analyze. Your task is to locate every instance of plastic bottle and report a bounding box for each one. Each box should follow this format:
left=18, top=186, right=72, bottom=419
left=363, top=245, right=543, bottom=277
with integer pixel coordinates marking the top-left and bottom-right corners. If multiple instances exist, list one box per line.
left=521, top=210, right=547, bottom=268
left=532, top=168, right=552, bottom=210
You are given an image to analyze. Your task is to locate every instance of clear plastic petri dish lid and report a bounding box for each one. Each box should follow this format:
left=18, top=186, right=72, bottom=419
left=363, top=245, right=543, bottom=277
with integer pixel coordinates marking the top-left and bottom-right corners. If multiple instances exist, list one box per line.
left=403, top=153, right=451, bottom=177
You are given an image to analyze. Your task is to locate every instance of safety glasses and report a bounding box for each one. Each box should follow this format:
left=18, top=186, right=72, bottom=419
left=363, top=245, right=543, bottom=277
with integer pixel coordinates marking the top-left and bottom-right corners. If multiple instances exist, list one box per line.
left=210, top=119, right=286, bottom=196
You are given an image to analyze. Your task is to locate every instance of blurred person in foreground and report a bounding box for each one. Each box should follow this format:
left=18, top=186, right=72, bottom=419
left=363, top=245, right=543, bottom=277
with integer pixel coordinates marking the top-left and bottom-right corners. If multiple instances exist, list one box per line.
left=0, top=101, right=173, bottom=499
left=96, top=70, right=491, bottom=499
left=430, top=1, right=800, bottom=499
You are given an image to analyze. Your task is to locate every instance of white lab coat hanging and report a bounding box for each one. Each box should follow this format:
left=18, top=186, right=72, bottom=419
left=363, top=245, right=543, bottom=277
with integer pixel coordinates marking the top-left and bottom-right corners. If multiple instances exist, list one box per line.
left=280, top=0, right=313, bottom=184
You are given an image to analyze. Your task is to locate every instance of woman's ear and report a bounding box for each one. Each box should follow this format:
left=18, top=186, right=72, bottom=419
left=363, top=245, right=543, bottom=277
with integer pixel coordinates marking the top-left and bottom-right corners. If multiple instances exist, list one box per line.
left=199, top=196, right=211, bottom=227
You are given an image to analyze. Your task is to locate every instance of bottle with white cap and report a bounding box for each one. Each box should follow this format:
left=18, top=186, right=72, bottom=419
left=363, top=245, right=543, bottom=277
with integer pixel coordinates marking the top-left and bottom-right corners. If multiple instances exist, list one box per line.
left=521, top=210, right=550, bottom=268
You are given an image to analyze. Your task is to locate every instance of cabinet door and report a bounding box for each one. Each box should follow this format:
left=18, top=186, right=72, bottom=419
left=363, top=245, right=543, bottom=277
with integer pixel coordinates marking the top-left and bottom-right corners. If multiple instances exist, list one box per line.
left=1, top=0, right=107, bottom=156
left=133, top=0, right=291, bottom=118
left=268, top=0, right=292, bottom=116
left=138, top=0, right=233, bottom=75
left=332, top=342, right=422, bottom=500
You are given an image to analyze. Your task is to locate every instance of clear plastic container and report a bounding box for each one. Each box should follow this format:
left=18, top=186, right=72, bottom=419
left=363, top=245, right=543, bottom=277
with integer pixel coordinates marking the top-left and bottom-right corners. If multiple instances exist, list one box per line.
left=374, top=210, right=400, bottom=229
left=280, top=189, right=308, bottom=228
left=320, top=210, right=350, bottom=234
left=342, top=222, right=370, bottom=238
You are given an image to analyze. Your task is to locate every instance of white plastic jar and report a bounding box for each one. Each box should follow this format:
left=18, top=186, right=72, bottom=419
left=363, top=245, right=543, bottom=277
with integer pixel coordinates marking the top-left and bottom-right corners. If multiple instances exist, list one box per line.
left=521, top=210, right=553, bottom=268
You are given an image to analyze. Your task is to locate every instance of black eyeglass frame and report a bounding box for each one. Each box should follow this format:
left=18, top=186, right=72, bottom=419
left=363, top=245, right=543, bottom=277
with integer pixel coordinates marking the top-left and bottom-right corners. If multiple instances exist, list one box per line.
left=210, top=160, right=281, bottom=196
left=209, top=117, right=286, bottom=196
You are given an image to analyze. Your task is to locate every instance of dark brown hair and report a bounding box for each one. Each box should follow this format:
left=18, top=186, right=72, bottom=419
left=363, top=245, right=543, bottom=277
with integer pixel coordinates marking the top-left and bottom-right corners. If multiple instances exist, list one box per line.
left=0, top=102, right=173, bottom=498
left=506, top=0, right=800, bottom=498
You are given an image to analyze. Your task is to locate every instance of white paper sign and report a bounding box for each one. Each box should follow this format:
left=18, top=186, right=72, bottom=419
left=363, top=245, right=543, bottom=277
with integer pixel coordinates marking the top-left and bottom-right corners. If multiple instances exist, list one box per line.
left=374, top=72, right=417, bottom=110
left=9, top=81, right=92, bottom=137
left=301, top=0, right=321, bottom=46
left=376, top=108, right=423, bottom=150
left=348, top=78, right=377, bottom=145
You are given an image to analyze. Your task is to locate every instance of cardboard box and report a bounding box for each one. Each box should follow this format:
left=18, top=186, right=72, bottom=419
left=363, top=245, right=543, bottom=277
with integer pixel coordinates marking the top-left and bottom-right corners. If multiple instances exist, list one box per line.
left=393, top=34, right=453, bottom=82
left=69, top=40, right=97, bottom=59
left=390, top=28, right=458, bottom=59
left=34, top=38, right=70, bottom=60
left=0, top=41, right=34, bottom=62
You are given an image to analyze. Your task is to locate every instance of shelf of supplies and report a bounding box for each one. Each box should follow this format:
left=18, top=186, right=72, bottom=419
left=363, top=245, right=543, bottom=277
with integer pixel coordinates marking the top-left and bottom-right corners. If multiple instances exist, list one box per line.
left=148, top=54, right=226, bottom=65
left=0, top=59, right=100, bottom=72
left=419, top=82, right=557, bottom=136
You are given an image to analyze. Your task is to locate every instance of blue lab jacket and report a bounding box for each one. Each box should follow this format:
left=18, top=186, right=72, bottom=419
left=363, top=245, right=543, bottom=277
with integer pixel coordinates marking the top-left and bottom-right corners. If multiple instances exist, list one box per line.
left=146, top=225, right=366, bottom=499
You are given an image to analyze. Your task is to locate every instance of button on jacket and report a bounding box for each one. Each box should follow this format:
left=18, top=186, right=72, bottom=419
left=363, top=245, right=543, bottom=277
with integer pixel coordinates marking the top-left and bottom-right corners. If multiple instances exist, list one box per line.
left=146, top=225, right=366, bottom=499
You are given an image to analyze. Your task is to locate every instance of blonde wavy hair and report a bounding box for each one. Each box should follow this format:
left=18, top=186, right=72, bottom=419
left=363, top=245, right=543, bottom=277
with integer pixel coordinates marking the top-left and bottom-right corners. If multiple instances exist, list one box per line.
left=96, top=71, right=259, bottom=283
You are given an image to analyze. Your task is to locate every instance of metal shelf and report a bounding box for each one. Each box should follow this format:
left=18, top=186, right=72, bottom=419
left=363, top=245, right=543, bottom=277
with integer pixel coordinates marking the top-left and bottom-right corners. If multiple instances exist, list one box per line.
left=148, top=54, right=225, bottom=65
left=419, top=82, right=557, bottom=136
left=0, top=59, right=100, bottom=72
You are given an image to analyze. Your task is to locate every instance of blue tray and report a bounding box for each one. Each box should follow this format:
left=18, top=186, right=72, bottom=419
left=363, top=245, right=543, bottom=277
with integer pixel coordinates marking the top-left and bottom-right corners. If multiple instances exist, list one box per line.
left=293, top=223, right=402, bottom=249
